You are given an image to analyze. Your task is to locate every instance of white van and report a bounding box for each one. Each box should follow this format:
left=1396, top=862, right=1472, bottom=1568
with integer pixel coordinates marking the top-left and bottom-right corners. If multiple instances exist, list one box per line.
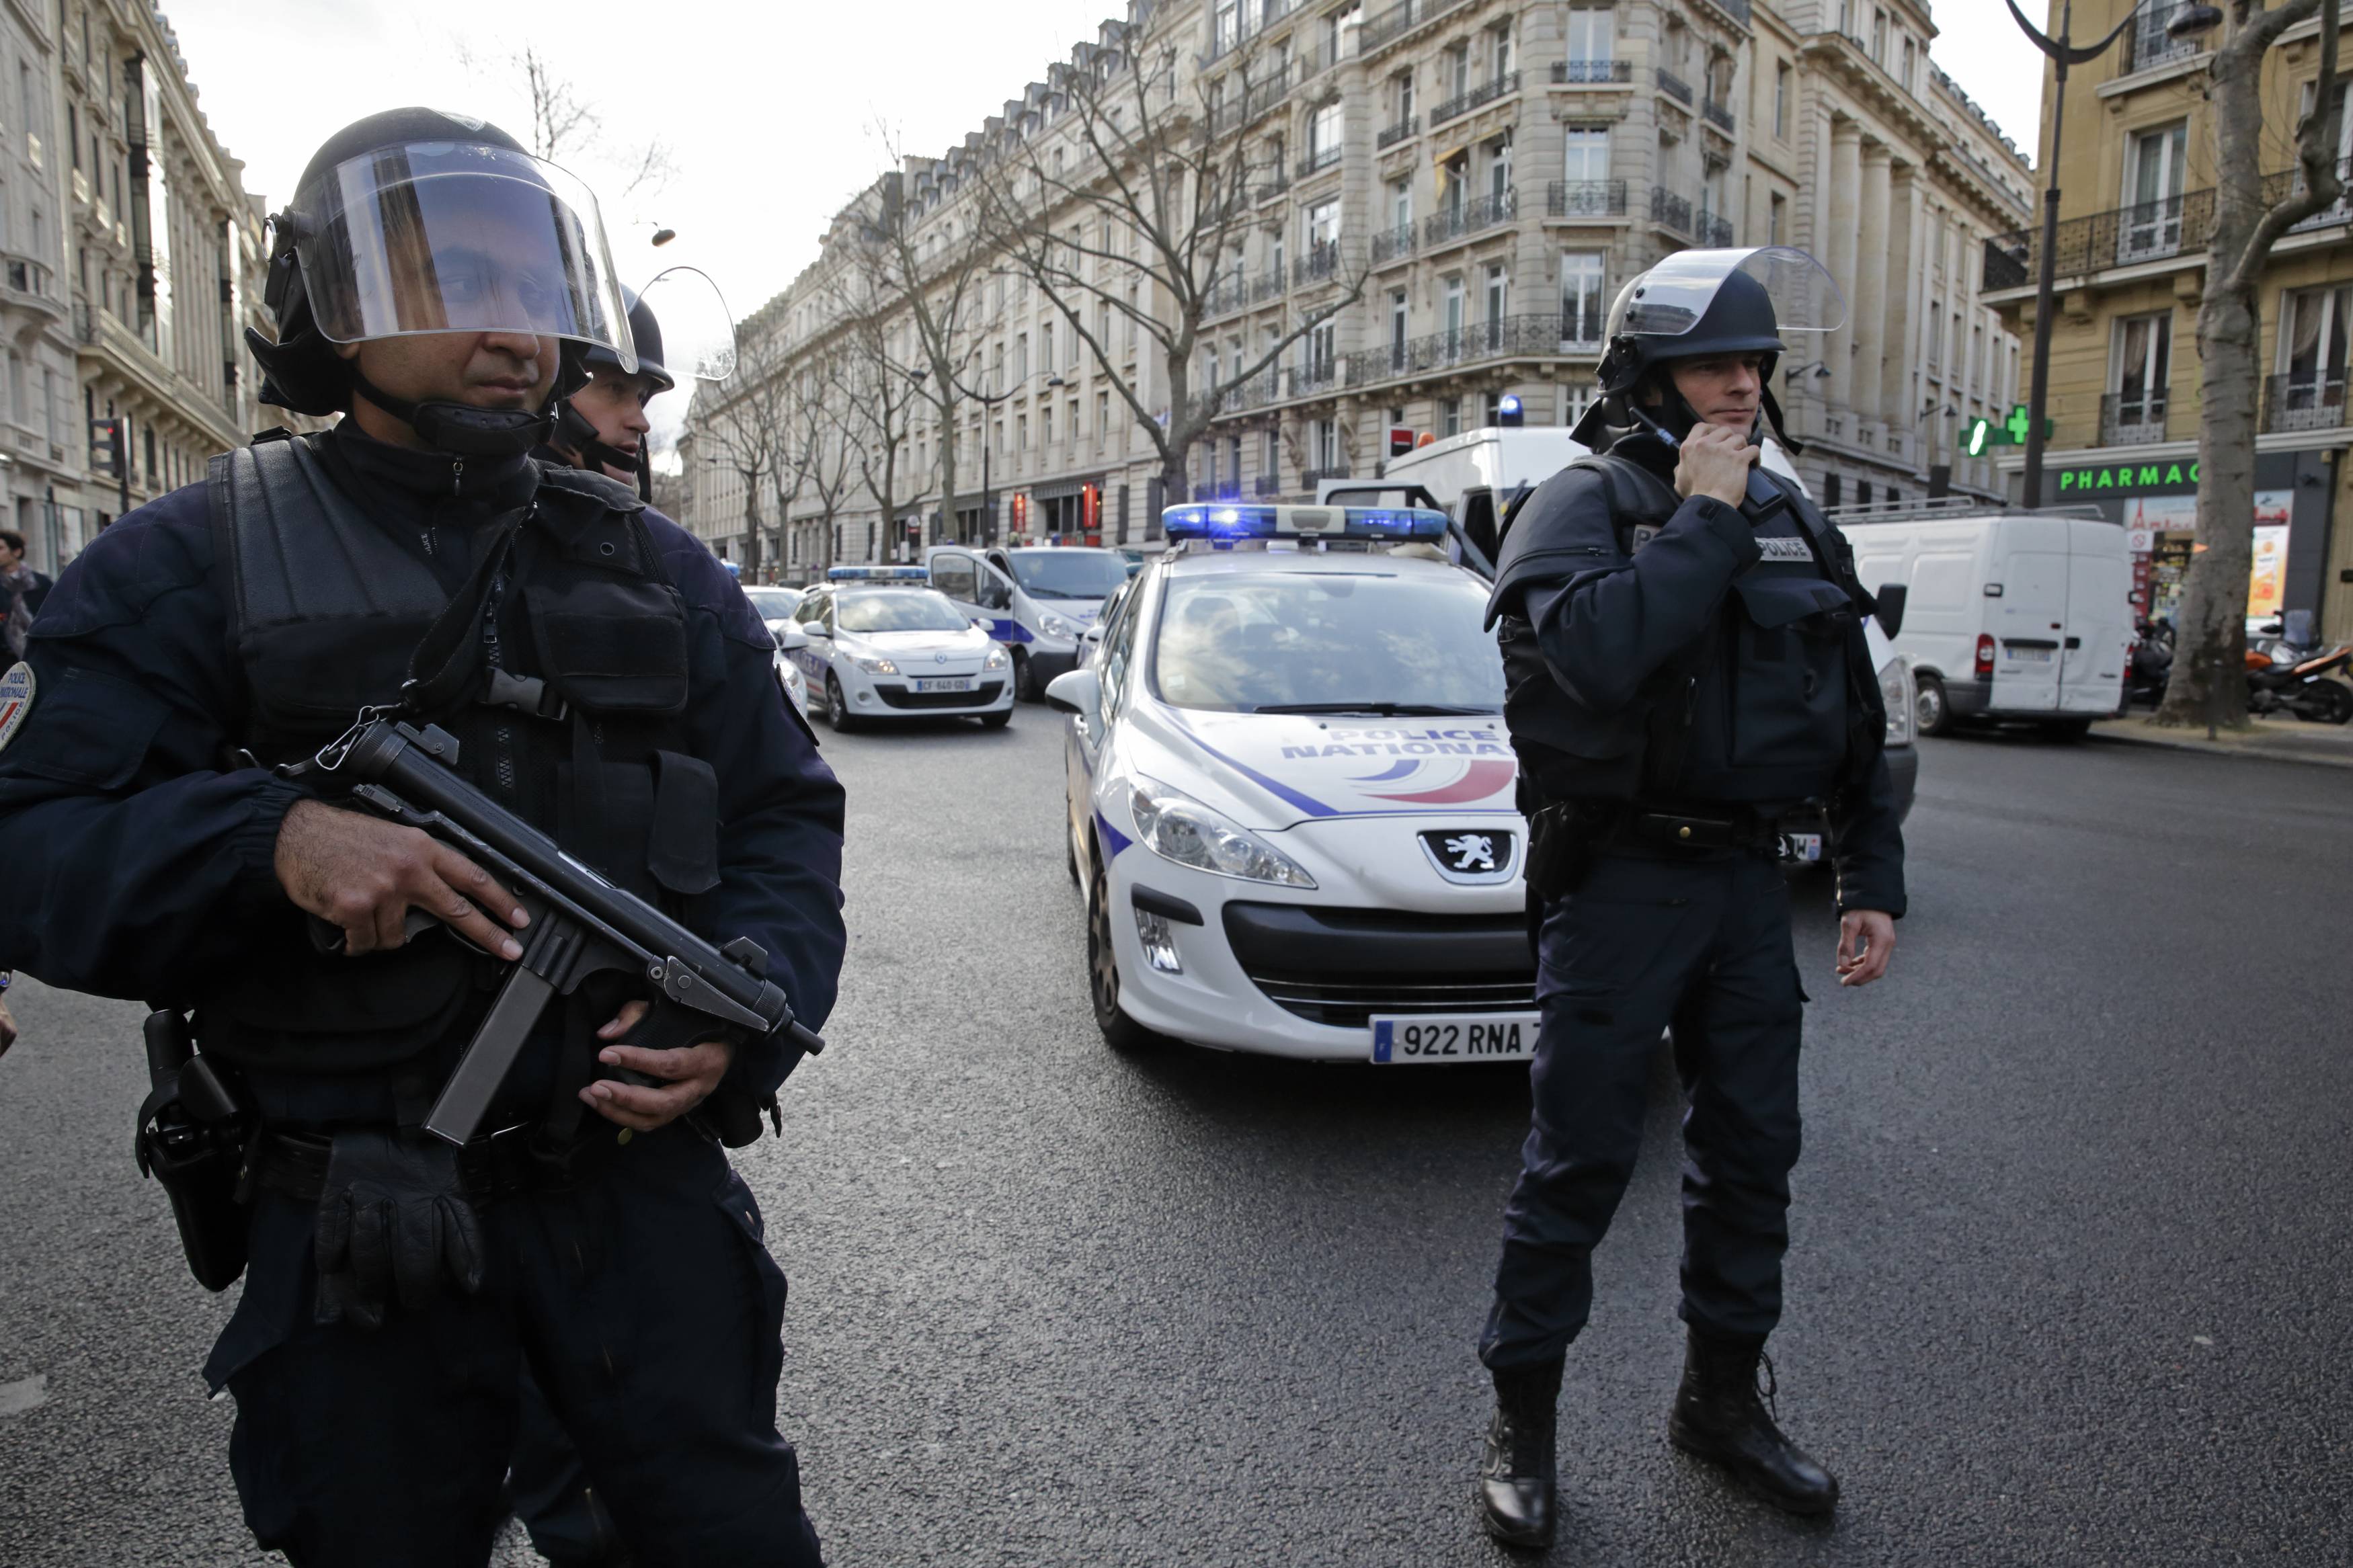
left=922, top=543, right=1132, bottom=700
left=1839, top=503, right=2130, bottom=735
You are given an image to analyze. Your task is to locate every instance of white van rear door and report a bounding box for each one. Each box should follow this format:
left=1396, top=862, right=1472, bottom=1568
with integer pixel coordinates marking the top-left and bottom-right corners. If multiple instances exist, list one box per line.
left=1990, top=526, right=2069, bottom=712
left=2060, top=522, right=2131, bottom=714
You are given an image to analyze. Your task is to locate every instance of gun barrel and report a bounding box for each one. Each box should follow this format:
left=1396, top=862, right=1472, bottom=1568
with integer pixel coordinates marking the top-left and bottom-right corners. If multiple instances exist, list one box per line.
left=342, top=721, right=791, bottom=1034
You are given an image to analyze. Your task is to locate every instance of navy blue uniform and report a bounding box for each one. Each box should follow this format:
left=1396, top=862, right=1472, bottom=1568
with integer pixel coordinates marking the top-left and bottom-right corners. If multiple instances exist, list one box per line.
left=0, top=437, right=846, bottom=1567
left=1481, top=451, right=1903, bottom=1370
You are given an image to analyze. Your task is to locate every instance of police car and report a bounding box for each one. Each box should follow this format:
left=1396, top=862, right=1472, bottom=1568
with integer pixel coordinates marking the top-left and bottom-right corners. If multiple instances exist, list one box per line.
left=774, top=567, right=1014, bottom=731
left=1047, top=503, right=1533, bottom=1064
left=742, top=585, right=811, bottom=715
left=924, top=545, right=1132, bottom=700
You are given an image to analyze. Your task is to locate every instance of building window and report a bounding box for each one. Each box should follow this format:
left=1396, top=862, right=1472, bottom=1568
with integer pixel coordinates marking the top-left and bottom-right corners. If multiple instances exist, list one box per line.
left=1490, top=23, right=1514, bottom=83
left=1565, top=7, right=1613, bottom=67
left=1484, top=263, right=1509, bottom=345
left=1824, top=473, right=1842, bottom=507
left=1901, top=36, right=1917, bottom=93
left=1769, top=191, right=1788, bottom=245
left=1390, top=288, right=1409, bottom=366
left=1313, top=417, right=1339, bottom=471
left=1443, top=275, right=1466, bottom=352
left=1774, top=61, right=1790, bottom=139
left=1310, top=99, right=1342, bottom=161
left=1483, top=391, right=1503, bottom=426
left=1014, top=332, right=1029, bottom=382
left=1392, top=71, right=1414, bottom=124
left=1441, top=397, right=1462, bottom=437
left=1856, top=479, right=1873, bottom=507
left=1308, top=319, right=1337, bottom=378
left=1562, top=125, right=1611, bottom=184
left=1486, top=132, right=1513, bottom=206
left=1870, top=7, right=1887, bottom=63
left=2121, top=121, right=2189, bottom=260
left=2276, top=286, right=2350, bottom=418
left=1447, top=42, right=1470, bottom=100
left=1306, top=198, right=1340, bottom=248
left=1560, top=252, right=1606, bottom=345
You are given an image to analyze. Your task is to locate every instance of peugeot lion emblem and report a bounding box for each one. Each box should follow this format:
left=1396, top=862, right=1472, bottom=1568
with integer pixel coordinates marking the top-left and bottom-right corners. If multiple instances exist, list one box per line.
left=1418, top=827, right=1517, bottom=885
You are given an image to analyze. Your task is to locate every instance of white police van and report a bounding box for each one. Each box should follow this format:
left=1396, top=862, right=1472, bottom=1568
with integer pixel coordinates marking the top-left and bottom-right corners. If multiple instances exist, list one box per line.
left=1047, top=501, right=1535, bottom=1063
left=773, top=567, right=1014, bottom=731
left=923, top=544, right=1132, bottom=702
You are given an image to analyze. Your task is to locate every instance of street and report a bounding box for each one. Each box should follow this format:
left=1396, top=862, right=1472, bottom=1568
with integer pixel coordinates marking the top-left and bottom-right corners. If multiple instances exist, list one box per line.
left=2, top=719, right=2349, bottom=1567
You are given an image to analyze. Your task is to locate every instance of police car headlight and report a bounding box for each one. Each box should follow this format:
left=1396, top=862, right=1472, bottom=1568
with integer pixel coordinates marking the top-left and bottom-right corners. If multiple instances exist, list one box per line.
left=982, top=645, right=1009, bottom=671
left=1880, top=655, right=1915, bottom=747
left=1129, top=777, right=1317, bottom=888
left=854, top=657, right=901, bottom=676
left=1039, top=614, right=1075, bottom=639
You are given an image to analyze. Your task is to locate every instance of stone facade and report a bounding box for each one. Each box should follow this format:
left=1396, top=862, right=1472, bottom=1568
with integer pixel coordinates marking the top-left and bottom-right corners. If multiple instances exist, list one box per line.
left=680, top=0, right=2032, bottom=578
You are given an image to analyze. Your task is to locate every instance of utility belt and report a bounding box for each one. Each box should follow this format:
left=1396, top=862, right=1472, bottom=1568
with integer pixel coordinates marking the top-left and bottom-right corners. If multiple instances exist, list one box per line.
left=1524, top=796, right=1798, bottom=902
left=250, top=1120, right=630, bottom=1206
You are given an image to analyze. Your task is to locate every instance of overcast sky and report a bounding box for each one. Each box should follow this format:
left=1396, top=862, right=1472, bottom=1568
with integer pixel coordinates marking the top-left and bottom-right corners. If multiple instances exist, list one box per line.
left=160, top=0, right=2048, bottom=409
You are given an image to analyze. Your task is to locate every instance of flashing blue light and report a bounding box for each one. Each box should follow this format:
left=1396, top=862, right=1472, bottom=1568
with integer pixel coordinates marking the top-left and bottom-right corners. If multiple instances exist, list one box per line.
left=1162, top=503, right=1449, bottom=542
left=1497, top=393, right=1525, bottom=427
left=828, top=565, right=930, bottom=581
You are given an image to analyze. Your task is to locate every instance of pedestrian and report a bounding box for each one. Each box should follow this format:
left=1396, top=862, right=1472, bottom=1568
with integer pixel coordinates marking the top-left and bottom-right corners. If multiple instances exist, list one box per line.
left=0, top=108, right=844, bottom=1568
left=1474, top=246, right=1905, bottom=1547
left=0, top=529, right=54, bottom=657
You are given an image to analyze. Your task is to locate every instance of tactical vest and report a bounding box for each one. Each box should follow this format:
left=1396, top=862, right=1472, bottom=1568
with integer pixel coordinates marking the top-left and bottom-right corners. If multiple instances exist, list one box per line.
left=1494, top=452, right=1886, bottom=809
left=197, top=434, right=721, bottom=1077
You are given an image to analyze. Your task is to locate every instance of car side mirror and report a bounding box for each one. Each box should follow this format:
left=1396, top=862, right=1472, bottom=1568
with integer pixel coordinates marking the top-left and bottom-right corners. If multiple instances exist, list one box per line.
left=772, top=624, right=810, bottom=652
left=802, top=623, right=831, bottom=640
left=1083, top=622, right=1106, bottom=644
left=1874, top=583, right=1907, bottom=640
left=1045, top=668, right=1100, bottom=718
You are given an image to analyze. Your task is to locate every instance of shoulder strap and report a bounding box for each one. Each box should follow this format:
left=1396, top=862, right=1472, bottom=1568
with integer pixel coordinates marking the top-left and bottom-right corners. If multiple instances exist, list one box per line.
left=1568, top=453, right=1679, bottom=522
left=207, top=434, right=448, bottom=634
left=1756, top=468, right=1876, bottom=618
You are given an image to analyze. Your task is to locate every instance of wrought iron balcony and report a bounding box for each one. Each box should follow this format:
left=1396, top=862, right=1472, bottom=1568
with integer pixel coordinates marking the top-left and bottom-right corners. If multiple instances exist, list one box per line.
left=2123, top=2, right=2205, bottom=75
left=2264, top=371, right=2349, bottom=434
left=1430, top=71, right=1520, bottom=128
left=1984, top=161, right=2353, bottom=290
left=1203, top=276, right=1250, bottom=318
left=1548, top=179, right=1628, bottom=218
left=1347, top=313, right=1595, bottom=386
left=1702, top=98, right=1737, bottom=133
left=1698, top=210, right=1735, bottom=247
left=1293, top=241, right=1343, bottom=288
left=1300, top=464, right=1351, bottom=487
left=1358, top=0, right=1472, bottom=54
left=1425, top=188, right=1516, bottom=247
left=1371, top=220, right=1417, bottom=265
left=1295, top=143, right=1343, bottom=180
left=2099, top=391, right=2169, bottom=446
left=1251, top=271, right=1288, bottom=304
left=1657, top=68, right=1693, bottom=106
left=1290, top=358, right=1344, bottom=397
left=1695, top=0, right=1752, bottom=24
left=1553, top=59, right=1631, bottom=85
left=1650, top=187, right=1693, bottom=235
left=1377, top=115, right=1419, bottom=150
left=1254, top=472, right=1283, bottom=497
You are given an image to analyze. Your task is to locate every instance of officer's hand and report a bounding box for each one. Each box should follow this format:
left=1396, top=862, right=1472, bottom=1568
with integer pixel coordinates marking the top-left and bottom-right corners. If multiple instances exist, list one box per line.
left=581, top=999, right=733, bottom=1132
left=1673, top=422, right=1757, bottom=508
left=274, top=799, right=530, bottom=960
left=0, top=997, right=16, bottom=1059
left=1836, top=909, right=1897, bottom=987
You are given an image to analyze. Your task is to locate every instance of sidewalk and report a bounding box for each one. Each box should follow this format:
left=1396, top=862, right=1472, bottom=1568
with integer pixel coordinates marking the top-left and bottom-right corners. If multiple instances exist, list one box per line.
left=2089, top=712, right=2353, bottom=770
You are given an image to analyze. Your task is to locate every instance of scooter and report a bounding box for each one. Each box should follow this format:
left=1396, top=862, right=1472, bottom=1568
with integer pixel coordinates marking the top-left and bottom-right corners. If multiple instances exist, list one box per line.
left=2245, top=643, right=2353, bottom=724
left=2122, top=618, right=2173, bottom=710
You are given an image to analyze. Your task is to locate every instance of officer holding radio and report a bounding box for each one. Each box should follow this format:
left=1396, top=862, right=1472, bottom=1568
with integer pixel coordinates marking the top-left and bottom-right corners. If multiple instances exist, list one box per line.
left=0, top=109, right=842, bottom=1567
left=1474, top=247, right=1904, bottom=1547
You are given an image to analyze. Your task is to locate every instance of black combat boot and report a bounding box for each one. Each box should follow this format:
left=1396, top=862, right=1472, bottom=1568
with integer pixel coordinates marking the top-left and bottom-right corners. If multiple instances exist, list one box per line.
left=1667, top=1327, right=1839, bottom=1516
left=1478, top=1359, right=1563, bottom=1549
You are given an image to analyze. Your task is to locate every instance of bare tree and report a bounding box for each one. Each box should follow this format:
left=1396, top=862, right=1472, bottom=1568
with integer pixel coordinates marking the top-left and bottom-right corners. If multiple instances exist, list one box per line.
left=781, top=359, right=858, bottom=577
left=834, top=323, right=936, bottom=561
left=970, top=19, right=1367, bottom=507
left=691, top=315, right=797, bottom=582
left=2157, top=0, right=2342, bottom=728
left=458, top=43, right=677, bottom=206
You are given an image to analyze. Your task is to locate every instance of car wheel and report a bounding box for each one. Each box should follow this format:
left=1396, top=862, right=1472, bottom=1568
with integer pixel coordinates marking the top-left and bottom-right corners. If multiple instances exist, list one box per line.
left=1012, top=649, right=1038, bottom=702
left=1915, top=673, right=1952, bottom=737
left=824, top=673, right=862, bottom=733
left=1086, top=851, right=1159, bottom=1053
left=1066, top=802, right=1082, bottom=887
left=979, top=707, right=1012, bottom=729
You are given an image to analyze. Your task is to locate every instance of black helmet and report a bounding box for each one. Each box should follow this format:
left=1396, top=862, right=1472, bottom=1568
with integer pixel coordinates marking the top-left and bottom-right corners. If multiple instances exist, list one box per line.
left=1595, top=267, right=1786, bottom=399
left=246, top=106, right=634, bottom=457
left=581, top=289, right=674, bottom=395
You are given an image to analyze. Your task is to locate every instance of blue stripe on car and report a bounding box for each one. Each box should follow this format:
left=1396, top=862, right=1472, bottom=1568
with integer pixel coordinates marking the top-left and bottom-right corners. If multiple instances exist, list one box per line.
left=1096, top=811, right=1133, bottom=859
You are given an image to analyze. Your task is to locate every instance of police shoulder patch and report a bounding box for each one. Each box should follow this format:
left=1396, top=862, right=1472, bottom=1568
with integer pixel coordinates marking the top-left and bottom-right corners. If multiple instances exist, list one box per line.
left=0, top=661, right=33, bottom=751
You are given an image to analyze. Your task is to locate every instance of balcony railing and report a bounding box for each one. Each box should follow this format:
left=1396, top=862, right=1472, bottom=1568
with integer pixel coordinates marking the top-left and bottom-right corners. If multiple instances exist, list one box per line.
left=1300, top=465, right=1351, bottom=487
left=1293, top=241, right=1342, bottom=287
left=1291, top=358, right=1343, bottom=396
left=1254, top=472, right=1283, bottom=497
left=1371, top=220, right=1417, bottom=264
left=1376, top=114, right=1419, bottom=149
left=1295, top=143, right=1343, bottom=180
left=1698, top=210, right=1735, bottom=248
left=1358, top=0, right=1472, bottom=54
left=1695, top=0, right=1752, bottom=24
left=1650, top=186, right=1693, bottom=235
left=73, top=302, right=99, bottom=344
left=1431, top=71, right=1520, bottom=127
left=1255, top=175, right=1291, bottom=204
left=2264, top=371, right=2349, bottom=434
left=1702, top=97, right=1737, bottom=133
left=1251, top=270, right=1287, bottom=304
left=1346, top=313, right=1595, bottom=385
left=1553, top=58, right=1631, bottom=85
left=1984, top=159, right=2353, bottom=288
left=1657, top=68, right=1693, bottom=105
left=2124, top=2, right=2205, bottom=75
left=1548, top=178, right=1628, bottom=217
left=1426, top=188, right=1516, bottom=246
left=1203, top=276, right=1250, bottom=318
left=2100, top=391, right=2169, bottom=446
left=0, top=253, right=52, bottom=299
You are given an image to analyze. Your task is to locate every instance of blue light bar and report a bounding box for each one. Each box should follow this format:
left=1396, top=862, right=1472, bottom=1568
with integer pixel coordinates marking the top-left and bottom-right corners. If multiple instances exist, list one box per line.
left=827, top=565, right=930, bottom=581
left=1161, top=503, right=1450, bottom=542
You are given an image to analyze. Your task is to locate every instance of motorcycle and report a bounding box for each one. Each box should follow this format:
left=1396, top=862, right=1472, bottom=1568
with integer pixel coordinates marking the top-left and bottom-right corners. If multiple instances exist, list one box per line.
left=2245, top=643, right=2353, bottom=724
left=2122, top=617, right=2173, bottom=710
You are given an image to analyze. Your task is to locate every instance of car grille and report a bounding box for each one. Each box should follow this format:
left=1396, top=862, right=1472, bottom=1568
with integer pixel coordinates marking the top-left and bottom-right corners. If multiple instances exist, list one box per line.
left=875, top=680, right=1004, bottom=710
left=1221, top=902, right=1537, bottom=1029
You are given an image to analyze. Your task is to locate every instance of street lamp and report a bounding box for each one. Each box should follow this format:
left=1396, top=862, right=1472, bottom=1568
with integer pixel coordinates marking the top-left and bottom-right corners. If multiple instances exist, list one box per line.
left=2002, top=0, right=2222, bottom=509
left=914, top=363, right=1066, bottom=548
left=1782, top=360, right=1833, bottom=385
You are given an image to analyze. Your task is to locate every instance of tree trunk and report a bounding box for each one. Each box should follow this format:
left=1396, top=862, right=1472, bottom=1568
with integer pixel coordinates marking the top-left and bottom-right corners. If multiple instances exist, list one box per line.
left=740, top=474, right=762, bottom=583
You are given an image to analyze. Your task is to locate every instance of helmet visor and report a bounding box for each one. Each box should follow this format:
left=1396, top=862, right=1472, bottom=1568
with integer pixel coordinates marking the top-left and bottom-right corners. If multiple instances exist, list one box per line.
left=289, top=142, right=635, bottom=369
left=1610, top=246, right=1846, bottom=339
left=639, top=265, right=737, bottom=383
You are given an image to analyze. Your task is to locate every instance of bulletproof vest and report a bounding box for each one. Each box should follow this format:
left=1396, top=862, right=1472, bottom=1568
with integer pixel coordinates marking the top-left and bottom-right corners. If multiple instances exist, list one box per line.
left=1494, top=450, right=1882, bottom=808
left=198, top=434, right=721, bottom=1077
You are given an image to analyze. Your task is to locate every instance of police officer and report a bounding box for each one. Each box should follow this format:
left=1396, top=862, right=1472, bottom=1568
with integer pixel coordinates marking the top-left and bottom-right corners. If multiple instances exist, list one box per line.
left=1474, top=247, right=1903, bottom=1547
left=0, top=108, right=844, bottom=1567
left=539, top=284, right=669, bottom=498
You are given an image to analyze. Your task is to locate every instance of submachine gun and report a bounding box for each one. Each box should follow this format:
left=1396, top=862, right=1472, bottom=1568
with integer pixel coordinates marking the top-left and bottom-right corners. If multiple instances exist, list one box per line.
left=328, top=717, right=826, bottom=1149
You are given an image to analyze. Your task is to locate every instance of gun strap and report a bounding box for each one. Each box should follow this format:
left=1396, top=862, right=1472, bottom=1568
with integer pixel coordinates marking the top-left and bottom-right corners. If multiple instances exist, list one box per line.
left=401, top=516, right=530, bottom=720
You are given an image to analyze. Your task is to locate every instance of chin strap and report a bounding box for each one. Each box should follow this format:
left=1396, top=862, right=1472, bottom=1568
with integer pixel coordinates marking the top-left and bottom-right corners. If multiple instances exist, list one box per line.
left=350, top=370, right=555, bottom=459
left=550, top=400, right=652, bottom=499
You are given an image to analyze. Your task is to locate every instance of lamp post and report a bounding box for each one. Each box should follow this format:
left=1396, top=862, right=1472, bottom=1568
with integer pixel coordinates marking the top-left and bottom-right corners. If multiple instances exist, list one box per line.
left=914, top=364, right=1065, bottom=548
left=2002, top=0, right=2221, bottom=509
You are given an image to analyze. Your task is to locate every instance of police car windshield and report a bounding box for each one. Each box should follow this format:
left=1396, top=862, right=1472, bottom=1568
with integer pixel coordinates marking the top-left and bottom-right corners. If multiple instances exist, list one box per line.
left=835, top=590, right=972, bottom=634
left=1151, top=571, right=1504, bottom=714
left=1005, top=549, right=1128, bottom=600
left=743, top=588, right=802, bottom=620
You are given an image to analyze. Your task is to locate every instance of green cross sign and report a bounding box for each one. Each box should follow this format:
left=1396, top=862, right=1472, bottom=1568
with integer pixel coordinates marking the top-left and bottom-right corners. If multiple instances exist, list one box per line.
left=1964, top=405, right=2055, bottom=456
left=2004, top=405, right=2034, bottom=444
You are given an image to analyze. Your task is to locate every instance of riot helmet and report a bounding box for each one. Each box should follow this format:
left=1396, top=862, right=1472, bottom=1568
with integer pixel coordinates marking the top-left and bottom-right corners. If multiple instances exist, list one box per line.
left=1574, top=246, right=1844, bottom=451
left=553, top=266, right=735, bottom=497
left=246, top=107, right=636, bottom=457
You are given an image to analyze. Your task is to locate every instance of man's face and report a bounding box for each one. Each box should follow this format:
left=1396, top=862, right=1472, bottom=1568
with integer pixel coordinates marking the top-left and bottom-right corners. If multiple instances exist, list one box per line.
left=0, top=542, right=20, bottom=571
left=337, top=329, right=560, bottom=423
left=565, top=366, right=658, bottom=480
left=1665, top=354, right=1765, bottom=431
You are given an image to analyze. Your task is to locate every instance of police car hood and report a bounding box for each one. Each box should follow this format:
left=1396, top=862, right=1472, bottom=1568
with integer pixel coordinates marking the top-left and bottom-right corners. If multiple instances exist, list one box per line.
left=1129, top=701, right=1517, bottom=831
left=839, top=626, right=990, bottom=663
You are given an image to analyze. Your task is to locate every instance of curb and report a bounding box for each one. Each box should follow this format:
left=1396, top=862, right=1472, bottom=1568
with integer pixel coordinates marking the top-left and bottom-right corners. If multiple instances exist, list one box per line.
left=2086, top=722, right=2353, bottom=771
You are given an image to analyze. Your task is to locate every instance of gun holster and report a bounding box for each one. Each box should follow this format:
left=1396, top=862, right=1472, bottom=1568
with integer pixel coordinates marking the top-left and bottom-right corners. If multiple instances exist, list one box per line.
left=1524, top=798, right=1613, bottom=903
left=134, top=1009, right=258, bottom=1292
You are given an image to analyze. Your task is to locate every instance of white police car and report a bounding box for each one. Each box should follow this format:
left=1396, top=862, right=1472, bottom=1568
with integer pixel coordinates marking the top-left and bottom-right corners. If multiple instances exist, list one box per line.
left=1047, top=503, right=1533, bottom=1064
left=774, top=567, right=1014, bottom=731
left=742, top=586, right=811, bottom=715
left=924, top=545, right=1132, bottom=701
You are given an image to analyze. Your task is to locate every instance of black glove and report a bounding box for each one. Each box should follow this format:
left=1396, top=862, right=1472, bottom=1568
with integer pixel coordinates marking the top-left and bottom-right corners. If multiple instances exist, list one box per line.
left=311, top=1129, right=485, bottom=1330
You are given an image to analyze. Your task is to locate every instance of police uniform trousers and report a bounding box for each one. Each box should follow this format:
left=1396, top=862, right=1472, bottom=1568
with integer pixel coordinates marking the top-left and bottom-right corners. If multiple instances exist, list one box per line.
left=1481, top=845, right=1806, bottom=1370
left=207, top=1120, right=825, bottom=1568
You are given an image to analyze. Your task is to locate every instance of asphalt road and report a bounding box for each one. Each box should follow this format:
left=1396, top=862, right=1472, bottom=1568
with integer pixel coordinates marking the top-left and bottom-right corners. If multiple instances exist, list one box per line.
left=2, top=718, right=2348, bottom=1567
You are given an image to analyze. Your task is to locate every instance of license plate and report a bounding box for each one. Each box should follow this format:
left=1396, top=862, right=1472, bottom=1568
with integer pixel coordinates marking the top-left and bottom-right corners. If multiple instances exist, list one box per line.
left=2007, top=646, right=2053, bottom=663
left=1780, top=833, right=1823, bottom=864
left=1370, top=1013, right=1538, bottom=1064
left=911, top=676, right=974, bottom=693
